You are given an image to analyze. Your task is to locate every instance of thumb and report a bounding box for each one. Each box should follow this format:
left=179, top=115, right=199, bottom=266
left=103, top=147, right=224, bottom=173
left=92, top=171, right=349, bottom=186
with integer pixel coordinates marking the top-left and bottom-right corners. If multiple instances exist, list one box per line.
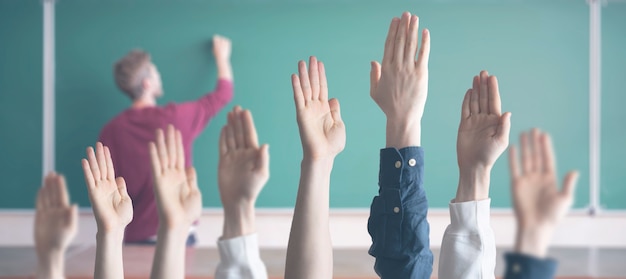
left=496, top=112, right=512, bottom=141
left=329, top=98, right=342, bottom=123
left=257, top=144, right=270, bottom=172
left=561, top=171, right=579, bottom=198
left=186, top=167, right=199, bottom=191
left=115, top=177, right=130, bottom=199
left=370, top=61, right=381, bottom=97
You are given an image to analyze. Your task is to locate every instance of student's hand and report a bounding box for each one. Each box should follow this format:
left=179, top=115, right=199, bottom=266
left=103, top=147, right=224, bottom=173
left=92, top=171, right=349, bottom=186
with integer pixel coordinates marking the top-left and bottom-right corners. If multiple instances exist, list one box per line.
left=455, top=71, right=512, bottom=202
left=292, top=56, right=345, bottom=161
left=149, top=125, right=202, bottom=230
left=82, top=143, right=133, bottom=233
left=35, top=172, right=78, bottom=258
left=213, top=35, right=232, bottom=62
left=218, top=106, right=268, bottom=238
left=370, top=12, right=430, bottom=148
left=509, top=129, right=578, bottom=258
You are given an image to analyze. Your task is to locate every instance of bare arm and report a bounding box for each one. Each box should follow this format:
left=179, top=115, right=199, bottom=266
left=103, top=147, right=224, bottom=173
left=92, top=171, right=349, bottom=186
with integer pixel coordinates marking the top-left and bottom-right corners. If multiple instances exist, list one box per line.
left=284, top=57, right=345, bottom=279
left=149, top=126, right=202, bottom=279
left=82, top=143, right=133, bottom=279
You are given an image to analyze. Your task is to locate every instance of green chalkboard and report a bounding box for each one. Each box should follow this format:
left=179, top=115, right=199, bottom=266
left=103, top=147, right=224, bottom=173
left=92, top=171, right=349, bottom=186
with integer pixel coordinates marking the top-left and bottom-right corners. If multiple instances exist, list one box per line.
left=0, top=0, right=42, bottom=209
left=1, top=0, right=604, bottom=209
left=601, top=4, right=626, bottom=210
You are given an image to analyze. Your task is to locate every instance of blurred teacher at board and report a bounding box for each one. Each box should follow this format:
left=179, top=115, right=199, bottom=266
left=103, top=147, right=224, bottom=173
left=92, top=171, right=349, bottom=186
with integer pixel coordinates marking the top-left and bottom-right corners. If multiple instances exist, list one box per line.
left=98, top=35, right=233, bottom=244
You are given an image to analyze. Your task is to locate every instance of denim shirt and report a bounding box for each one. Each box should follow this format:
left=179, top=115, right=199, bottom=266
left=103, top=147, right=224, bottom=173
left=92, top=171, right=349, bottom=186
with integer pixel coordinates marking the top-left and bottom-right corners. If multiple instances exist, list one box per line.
left=504, top=253, right=558, bottom=279
left=367, top=147, right=433, bottom=279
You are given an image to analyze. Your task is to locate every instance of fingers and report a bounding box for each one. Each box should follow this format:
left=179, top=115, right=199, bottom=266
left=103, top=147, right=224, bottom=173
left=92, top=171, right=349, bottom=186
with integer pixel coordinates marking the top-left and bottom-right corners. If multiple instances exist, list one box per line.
left=470, top=76, right=480, bottom=114
left=404, top=15, right=419, bottom=63
left=382, top=17, right=400, bottom=67
left=561, top=171, right=579, bottom=198
left=104, top=146, right=115, bottom=181
left=479, top=70, right=489, bottom=114
left=393, top=12, right=410, bottom=64
left=292, top=74, right=304, bottom=110
left=488, top=76, right=502, bottom=115
left=329, top=98, right=342, bottom=123
left=541, top=133, right=556, bottom=174
left=166, top=125, right=177, bottom=169
left=370, top=61, right=381, bottom=96
left=175, top=130, right=185, bottom=169
left=520, top=132, right=532, bottom=174
left=81, top=158, right=95, bottom=190
left=416, top=29, right=431, bottom=69
left=318, top=61, right=328, bottom=102
left=95, top=142, right=107, bottom=180
left=532, top=129, right=544, bottom=172
left=309, top=56, right=320, bottom=100
left=116, top=177, right=130, bottom=199
left=496, top=112, right=512, bottom=143
left=509, top=145, right=521, bottom=179
left=155, top=129, right=169, bottom=170
left=242, top=109, right=259, bottom=148
left=86, top=146, right=101, bottom=181
left=46, top=173, right=59, bottom=207
left=298, top=60, right=311, bottom=101
left=231, top=106, right=246, bottom=148
left=461, top=89, right=471, bottom=119
left=149, top=142, right=162, bottom=176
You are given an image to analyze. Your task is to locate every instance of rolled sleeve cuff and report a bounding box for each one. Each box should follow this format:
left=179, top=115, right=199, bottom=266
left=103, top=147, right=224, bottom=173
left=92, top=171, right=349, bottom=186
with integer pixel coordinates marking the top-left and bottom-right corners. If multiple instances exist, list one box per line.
left=504, top=253, right=558, bottom=279
left=216, top=233, right=267, bottom=279
left=448, top=199, right=491, bottom=233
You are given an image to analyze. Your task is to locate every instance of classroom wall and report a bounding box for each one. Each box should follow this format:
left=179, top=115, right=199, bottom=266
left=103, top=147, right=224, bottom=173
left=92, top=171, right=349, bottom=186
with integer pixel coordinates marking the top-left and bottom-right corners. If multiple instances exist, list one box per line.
left=2, top=0, right=623, bottom=209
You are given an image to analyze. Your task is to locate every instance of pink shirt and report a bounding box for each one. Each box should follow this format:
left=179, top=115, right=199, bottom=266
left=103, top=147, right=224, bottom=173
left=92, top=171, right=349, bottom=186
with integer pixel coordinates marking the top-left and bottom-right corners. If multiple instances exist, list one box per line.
left=99, top=79, right=233, bottom=242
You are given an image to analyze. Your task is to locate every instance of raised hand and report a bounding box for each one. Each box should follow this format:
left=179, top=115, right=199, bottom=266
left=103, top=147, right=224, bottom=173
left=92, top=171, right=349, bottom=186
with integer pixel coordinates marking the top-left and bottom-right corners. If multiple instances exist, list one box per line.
left=82, top=143, right=133, bottom=279
left=213, top=35, right=232, bottom=62
left=455, top=71, right=512, bottom=202
left=35, top=172, right=77, bottom=279
left=82, top=143, right=133, bottom=233
left=370, top=12, right=430, bottom=148
left=218, top=106, right=269, bottom=238
left=292, top=56, right=345, bottom=160
left=149, top=125, right=202, bottom=230
left=509, top=129, right=578, bottom=257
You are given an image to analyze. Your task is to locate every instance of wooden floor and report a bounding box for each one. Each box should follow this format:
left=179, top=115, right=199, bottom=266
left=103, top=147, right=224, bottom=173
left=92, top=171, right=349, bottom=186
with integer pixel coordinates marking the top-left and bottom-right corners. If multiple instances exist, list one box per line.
left=1, top=246, right=625, bottom=278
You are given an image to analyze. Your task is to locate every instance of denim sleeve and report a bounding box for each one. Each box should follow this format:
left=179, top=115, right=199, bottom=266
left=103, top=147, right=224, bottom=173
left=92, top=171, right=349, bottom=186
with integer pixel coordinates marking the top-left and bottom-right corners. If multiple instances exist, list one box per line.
left=367, top=147, right=433, bottom=279
left=504, top=253, right=558, bottom=279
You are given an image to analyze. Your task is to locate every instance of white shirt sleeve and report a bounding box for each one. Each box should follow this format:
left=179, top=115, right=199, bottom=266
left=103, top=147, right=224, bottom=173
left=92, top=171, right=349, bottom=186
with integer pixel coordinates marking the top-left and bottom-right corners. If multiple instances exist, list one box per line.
left=438, top=199, right=496, bottom=279
left=215, top=234, right=268, bottom=279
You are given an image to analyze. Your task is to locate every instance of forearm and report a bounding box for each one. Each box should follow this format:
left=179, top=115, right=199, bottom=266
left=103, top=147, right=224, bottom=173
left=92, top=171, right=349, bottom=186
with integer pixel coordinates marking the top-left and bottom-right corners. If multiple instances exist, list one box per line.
left=222, top=203, right=256, bottom=240
left=456, top=167, right=491, bottom=202
left=285, top=158, right=334, bottom=279
left=217, top=58, right=233, bottom=81
left=515, top=227, right=552, bottom=259
left=36, top=250, right=65, bottom=279
left=94, top=230, right=125, bottom=279
left=150, top=226, right=188, bottom=279
left=386, top=118, right=421, bottom=149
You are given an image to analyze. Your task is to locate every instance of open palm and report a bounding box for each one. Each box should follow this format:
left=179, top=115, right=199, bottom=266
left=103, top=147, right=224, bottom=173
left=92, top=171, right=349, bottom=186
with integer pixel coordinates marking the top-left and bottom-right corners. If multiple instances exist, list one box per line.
left=292, top=57, right=345, bottom=160
left=509, top=130, right=578, bottom=229
left=35, top=172, right=77, bottom=254
left=218, top=106, right=269, bottom=205
left=149, top=126, right=202, bottom=228
left=457, top=71, right=511, bottom=171
left=82, top=143, right=133, bottom=233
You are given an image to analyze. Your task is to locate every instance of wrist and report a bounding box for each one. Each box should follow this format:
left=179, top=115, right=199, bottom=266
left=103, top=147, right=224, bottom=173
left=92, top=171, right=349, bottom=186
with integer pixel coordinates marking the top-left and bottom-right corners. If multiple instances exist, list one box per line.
left=386, top=118, right=421, bottom=148
left=36, top=249, right=64, bottom=279
left=516, top=226, right=552, bottom=258
left=455, top=167, right=491, bottom=202
left=96, top=228, right=125, bottom=244
left=222, top=202, right=255, bottom=239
